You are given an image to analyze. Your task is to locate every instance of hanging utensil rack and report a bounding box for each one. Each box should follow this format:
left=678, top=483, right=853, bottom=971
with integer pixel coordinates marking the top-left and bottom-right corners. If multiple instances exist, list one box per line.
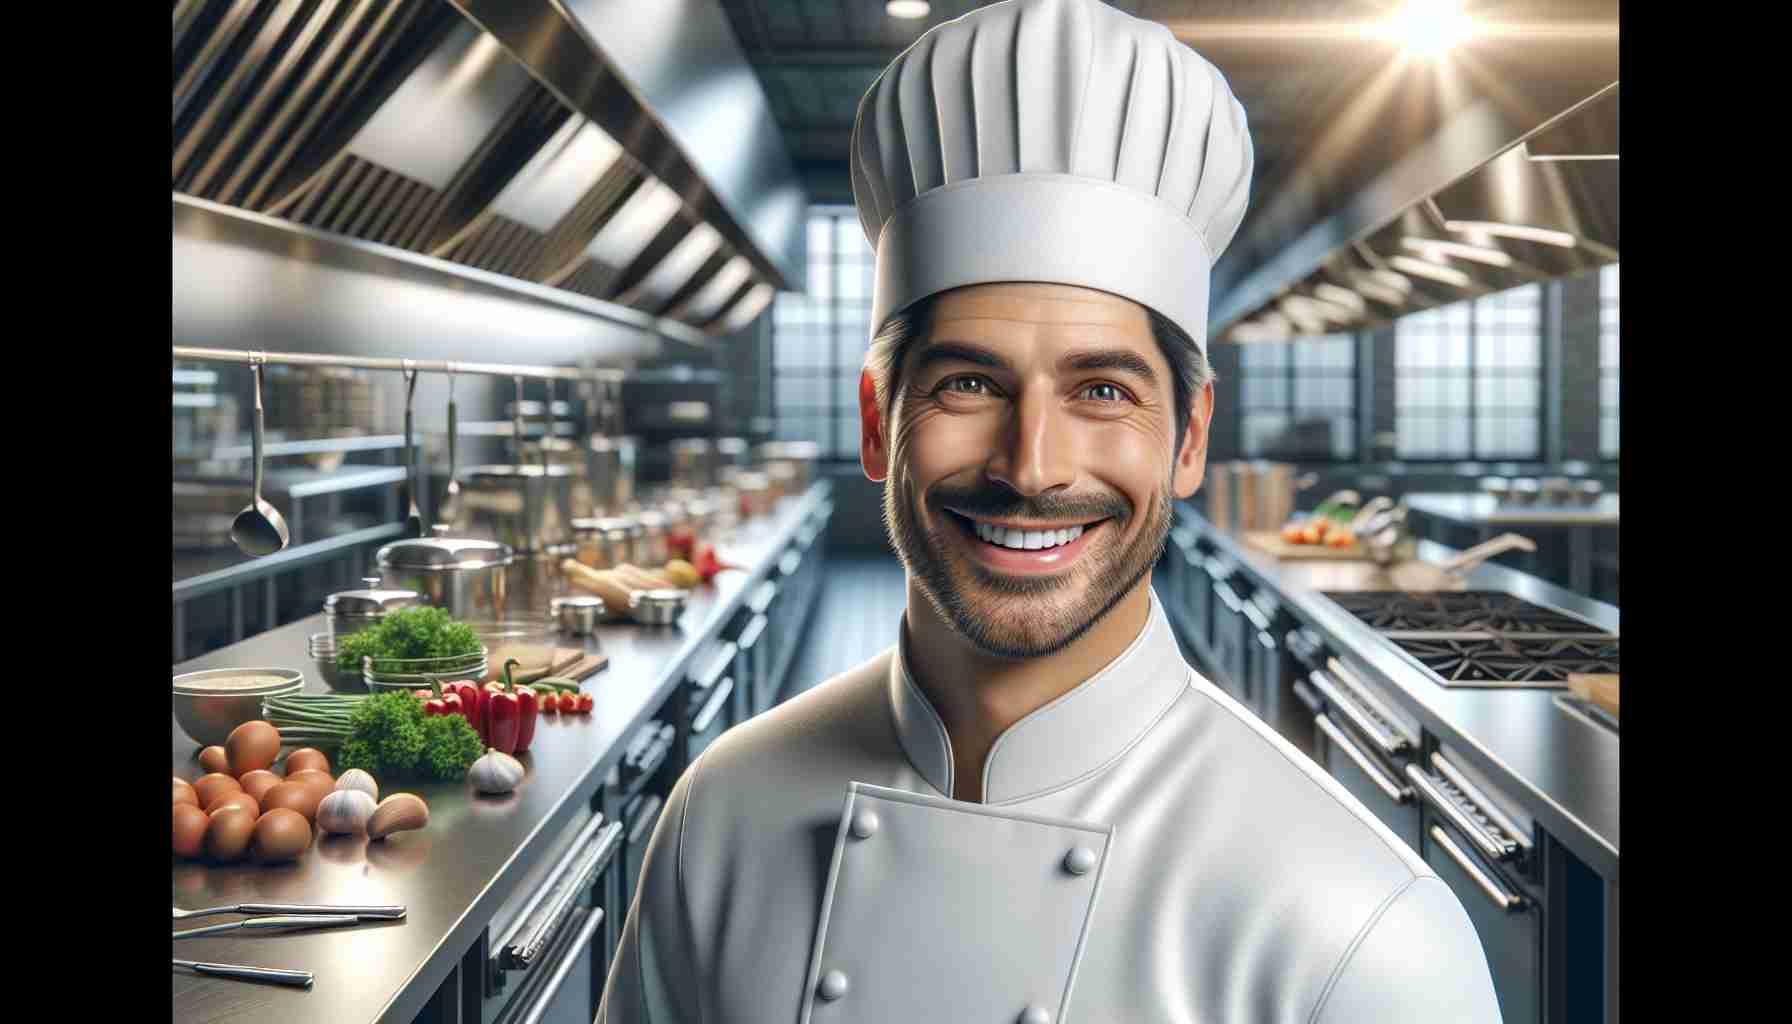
left=171, top=346, right=627, bottom=385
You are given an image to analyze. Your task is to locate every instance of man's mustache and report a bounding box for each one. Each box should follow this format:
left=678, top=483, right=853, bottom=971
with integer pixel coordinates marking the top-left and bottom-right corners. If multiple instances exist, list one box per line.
left=928, top=482, right=1131, bottom=523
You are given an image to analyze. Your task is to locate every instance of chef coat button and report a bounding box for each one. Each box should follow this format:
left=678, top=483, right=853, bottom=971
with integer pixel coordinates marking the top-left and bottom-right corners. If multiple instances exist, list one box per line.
left=850, top=809, right=880, bottom=839
left=1063, top=846, right=1096, bottom=876
left=818, top=969, right=850, bottom=1001
left=1019, top=1006, right=1052, bottom=1024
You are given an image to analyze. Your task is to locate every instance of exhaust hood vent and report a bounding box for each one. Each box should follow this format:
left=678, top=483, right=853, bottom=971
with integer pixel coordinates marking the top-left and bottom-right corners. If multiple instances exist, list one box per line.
left=172, top=0, right=461, bottom=212
left=1221, top=83, right=1618, bottom=344
left=173, top=1, right=802, bottom=343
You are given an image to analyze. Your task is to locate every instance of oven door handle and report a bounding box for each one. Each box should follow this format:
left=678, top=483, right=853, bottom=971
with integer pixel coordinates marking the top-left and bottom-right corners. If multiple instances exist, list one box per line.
left=1307, top=669, right=1408, bottom=757
left=515, top=907, right=606, bottom=1024
left=692, top=677, right=735, bottom=734
left=1316, top=714, right=1412, bottom=805
left=1429, top=825, right=1527, bottom=913
left=1406, top=764, right=1521, bottom=863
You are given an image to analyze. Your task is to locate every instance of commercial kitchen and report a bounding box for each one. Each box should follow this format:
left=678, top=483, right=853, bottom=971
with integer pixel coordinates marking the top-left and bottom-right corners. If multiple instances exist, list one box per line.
left=170, top=2, right=1620, bottom=1023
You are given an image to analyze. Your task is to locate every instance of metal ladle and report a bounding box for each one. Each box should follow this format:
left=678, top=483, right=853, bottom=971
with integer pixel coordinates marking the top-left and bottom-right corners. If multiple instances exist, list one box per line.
left=401, top=364, right=424, bottom=538
left=229, top=357, right=291, bottom=556
left=439, top=369, right=461, bottom=526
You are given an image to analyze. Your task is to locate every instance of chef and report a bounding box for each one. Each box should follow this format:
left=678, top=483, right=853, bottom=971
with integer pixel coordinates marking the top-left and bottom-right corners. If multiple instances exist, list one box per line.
left=599, top=1, right=1501, bottom=1021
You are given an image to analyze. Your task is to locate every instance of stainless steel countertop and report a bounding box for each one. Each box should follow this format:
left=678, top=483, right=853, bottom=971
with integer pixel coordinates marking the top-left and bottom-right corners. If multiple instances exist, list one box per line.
left=171, top=482, right=831, bottom=1024
left=1404, top=491, right=1621, bottom=526
left=1182, top=504, right=1620, bottom=881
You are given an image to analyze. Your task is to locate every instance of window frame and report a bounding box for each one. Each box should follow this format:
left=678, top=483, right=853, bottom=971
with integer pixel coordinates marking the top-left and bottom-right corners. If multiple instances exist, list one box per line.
left=1235, top=332, right=1361, bottom=463
left=1393, top=285, right=1546, bottom=463
left=769, top=205, right=873, bottom=462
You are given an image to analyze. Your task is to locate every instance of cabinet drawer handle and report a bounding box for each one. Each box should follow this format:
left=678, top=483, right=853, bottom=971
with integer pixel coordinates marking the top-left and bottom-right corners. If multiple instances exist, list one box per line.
left=627, top=794, right=664, bottom=845
left=1317, top=714, right=1411, bottom=805
left=1406, top=765, right=1520, bottom=863
left=510, top=822, right=623, bottom=971
left=692, top=677, right=734, bottom=734
left=1429, top=826, right=1526, bottom=913
left=690, top=642, right=736, bottom=692
left=516, top=908, right=606, bottom=1024
left=1431, top=752, right=1532, bottom=855
left=734, top=613, right=768, bottom=653
left=1308, top=670, right=1408, bottom=757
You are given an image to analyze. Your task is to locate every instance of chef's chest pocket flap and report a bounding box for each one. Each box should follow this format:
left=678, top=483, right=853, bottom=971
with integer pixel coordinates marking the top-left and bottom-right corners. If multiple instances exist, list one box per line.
left=800, top=782, right=1113, bottom=1024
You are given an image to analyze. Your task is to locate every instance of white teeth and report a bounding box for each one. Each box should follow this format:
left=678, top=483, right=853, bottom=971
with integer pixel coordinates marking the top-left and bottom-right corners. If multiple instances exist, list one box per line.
left=968, top=518, right=1089, bottom=550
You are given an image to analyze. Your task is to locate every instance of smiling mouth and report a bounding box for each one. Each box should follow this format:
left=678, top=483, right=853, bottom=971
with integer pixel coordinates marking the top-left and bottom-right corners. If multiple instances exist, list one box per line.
left=944, top=508, right=1109, bottom=551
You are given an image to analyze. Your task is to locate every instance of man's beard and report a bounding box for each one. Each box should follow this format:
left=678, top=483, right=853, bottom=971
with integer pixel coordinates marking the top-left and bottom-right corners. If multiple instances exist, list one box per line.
left=884, top=470, right=1172, bottom=659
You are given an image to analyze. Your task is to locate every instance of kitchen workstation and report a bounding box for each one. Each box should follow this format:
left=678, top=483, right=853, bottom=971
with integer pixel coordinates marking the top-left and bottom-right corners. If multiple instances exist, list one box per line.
left=172, top=2, right=1619, bottom=1023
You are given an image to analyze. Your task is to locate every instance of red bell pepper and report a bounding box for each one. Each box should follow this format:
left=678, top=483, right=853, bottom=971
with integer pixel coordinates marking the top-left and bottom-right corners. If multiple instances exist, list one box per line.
left=445, top=679, right=483, bottom=734
left=492, top=659, right=539, bottom=754
left=484, top=686, right=519, bottom=753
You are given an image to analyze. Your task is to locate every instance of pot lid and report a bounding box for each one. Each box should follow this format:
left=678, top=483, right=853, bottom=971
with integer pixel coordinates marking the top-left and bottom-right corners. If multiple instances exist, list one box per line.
left=377, top=535, right=515, bottom=570
left=325, top=577, right=421, bottom=617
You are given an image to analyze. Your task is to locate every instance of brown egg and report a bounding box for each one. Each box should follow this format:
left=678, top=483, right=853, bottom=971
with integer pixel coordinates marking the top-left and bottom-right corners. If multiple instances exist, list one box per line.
left=172, top=803, right=210, bottom=859
left=239, top=769, right=282, bottom=803
left=204, top=805, right=256, bottom=863
left=173, top=779, right=198, bottom=808
left=205, top=790, right=261, bottom=819
left=286, top=768, right=335, bottom=798
left=225, top=720, right=281, bottom=776
left=197, top=746, right=230, bottom=775
left=191, top=772, right=242, bottom=808
left=250, top=808, right=312, bottom=864
left=284, top=748, right=331, bottom=776
left=261, top=781, right=322, bottom=821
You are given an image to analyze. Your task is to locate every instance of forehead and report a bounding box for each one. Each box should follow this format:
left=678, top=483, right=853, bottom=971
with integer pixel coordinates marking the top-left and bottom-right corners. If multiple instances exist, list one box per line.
left=926, top=282, right=1153, bottom=341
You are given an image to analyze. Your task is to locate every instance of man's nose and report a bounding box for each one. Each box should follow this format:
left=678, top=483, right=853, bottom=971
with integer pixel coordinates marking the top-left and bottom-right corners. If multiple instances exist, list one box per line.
left=985, top=388, right=1077, bottom=496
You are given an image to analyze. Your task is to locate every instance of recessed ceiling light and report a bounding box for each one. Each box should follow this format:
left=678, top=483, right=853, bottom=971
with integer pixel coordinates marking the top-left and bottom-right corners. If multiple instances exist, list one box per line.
left=886, top=1, right=931, bottom=19
left=1443, top=219, right=1579, bottom=248
left=1389, top=254, right=1472, bottom=288
left=1400, top=236, right=1512, bottom=268
left=1387, top=0, right=1473, bottom=57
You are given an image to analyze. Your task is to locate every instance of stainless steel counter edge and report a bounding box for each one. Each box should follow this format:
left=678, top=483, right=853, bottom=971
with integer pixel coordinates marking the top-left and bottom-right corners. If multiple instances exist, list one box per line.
left=1176, top=502, right=1620, bottom=881
left=375, top=482, right=831, bottom=1024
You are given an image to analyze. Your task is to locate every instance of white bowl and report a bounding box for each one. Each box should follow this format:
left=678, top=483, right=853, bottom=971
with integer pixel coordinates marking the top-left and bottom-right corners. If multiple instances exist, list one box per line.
left=172, top=668, right=304, bottom=747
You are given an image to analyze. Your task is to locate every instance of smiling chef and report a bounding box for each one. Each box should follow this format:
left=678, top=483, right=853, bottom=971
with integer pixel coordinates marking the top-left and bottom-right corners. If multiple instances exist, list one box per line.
left=598, top=0, right=1501, bottom=1021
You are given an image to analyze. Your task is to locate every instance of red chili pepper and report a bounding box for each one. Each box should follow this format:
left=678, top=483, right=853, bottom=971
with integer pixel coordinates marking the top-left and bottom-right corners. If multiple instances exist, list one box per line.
left=445, top=680, right=483, bottom=734
left=574, top=692, right=593, bottom=714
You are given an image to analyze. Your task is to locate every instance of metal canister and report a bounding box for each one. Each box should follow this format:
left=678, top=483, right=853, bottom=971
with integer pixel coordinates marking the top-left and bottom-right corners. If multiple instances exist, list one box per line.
left=571, top=516, right=635, bottom=569
left=583, top=436, right=638, bottom=517
left=636, top=510, right=670, bottom=566
left=756, top=441, right=819, bottom=495
left=324, top=577, right=420, bottom=638
left=376, top=531, right=516, bottom=618
left=735, top=471, right=772, bottom=520
left=670, top=438, right=715, bottom=490
left=455, top=463, right=576, bottom=552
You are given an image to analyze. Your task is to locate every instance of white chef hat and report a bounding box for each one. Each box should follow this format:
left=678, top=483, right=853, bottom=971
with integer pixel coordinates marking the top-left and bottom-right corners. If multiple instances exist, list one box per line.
left=851, top=0, right=1253, bottom=354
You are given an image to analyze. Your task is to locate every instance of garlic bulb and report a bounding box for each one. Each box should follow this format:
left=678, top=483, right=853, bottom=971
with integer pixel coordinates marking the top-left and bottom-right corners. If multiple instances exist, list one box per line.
left=368, top=793, right=429, bottom=840
left=469, top=748, right=525, bottom=795
left=316, top=789, right=377, bottom=836
left=334, top=768, right=379, bottom=802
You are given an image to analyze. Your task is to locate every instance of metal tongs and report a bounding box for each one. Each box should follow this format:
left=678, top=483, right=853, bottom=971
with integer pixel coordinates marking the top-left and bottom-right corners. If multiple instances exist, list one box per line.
left=173, top=902, right=406, bottom=922
left=173, top=914, right=364, bottom=941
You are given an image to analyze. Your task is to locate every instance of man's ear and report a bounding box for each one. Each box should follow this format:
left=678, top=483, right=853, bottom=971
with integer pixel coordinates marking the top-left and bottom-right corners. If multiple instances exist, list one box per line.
left=859, top=368, right=888, bottom=482
left=1171, top=380, right=1214, bottom=499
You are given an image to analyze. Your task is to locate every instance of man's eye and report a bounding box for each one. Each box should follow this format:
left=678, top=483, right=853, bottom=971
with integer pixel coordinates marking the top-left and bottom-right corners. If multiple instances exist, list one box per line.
left=940, top=375, right=991, bottom=396
left=1082, top=383, right=1126, bottom=402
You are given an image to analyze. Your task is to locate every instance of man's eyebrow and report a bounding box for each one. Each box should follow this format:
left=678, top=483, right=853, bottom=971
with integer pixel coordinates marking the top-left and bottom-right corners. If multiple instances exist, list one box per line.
left=1060, top=349, right=1158, bottom=384
left=909, top=340, right=1011, bottom=373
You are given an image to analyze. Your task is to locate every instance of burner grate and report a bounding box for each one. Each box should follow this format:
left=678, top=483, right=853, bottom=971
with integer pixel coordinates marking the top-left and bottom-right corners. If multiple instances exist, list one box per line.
left=1390, top=636, right=1620, bottom=688
left=1327, top=591, right=1609, bottom=636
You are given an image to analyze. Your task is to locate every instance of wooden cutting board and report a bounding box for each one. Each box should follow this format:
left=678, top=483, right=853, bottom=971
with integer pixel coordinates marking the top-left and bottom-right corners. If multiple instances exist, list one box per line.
left=1567, top=673, right=1619, bottom=718
left=481, top=647, right=608, bottom=685
left=1243, top=531, right=1367, bottom=560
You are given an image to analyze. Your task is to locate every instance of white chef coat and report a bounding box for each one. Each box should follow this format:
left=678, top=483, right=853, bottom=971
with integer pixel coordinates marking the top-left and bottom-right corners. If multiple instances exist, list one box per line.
left=598, top=591, right=1502, bottom=1022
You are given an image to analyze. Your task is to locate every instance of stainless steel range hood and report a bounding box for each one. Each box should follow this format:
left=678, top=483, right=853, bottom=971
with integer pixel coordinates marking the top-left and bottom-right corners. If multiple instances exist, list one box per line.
left=1217, top=80, right=1619, bottom=344
left=170, top=0, right=801, bottom=337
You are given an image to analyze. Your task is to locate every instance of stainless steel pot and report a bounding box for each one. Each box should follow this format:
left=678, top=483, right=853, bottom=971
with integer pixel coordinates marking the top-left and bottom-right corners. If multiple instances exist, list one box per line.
left=582, top=436, right=638, bottom=517
left=324, top=577, right=420, bottom=637
left=454, top=463, right=576, bottom=552
left=376, top=529, right=515, bottom=618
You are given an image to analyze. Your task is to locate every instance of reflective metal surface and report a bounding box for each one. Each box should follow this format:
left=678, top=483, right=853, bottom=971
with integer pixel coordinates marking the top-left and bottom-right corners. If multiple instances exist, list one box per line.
left=171, top=483, right=831, bottom=1024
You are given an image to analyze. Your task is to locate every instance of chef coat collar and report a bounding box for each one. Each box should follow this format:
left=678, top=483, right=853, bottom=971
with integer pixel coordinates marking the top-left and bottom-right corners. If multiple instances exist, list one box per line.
left=888, top=589, right=1189, bottom=804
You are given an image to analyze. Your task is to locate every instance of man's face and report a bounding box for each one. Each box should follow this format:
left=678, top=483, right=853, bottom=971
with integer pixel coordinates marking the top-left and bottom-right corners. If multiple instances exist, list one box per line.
left=861, top=282, right=1213, bottom=659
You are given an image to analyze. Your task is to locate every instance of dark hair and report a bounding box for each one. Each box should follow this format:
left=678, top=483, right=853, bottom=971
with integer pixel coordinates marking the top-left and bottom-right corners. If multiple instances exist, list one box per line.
left=865, top=292, right=1215, bottom=454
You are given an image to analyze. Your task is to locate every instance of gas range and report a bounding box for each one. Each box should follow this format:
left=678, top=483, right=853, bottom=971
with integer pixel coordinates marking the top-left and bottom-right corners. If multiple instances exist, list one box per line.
left=1323, top=591, right=1618, bottom=690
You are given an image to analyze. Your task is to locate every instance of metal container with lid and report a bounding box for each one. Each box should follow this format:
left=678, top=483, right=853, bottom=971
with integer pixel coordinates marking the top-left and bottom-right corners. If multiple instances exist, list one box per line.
left=755, top=440, right=819, bottom=495
left=735, top=471, right=773, bottom=520
left=454, top=463, right=575, bottom=552
left=629, top=588, right=688, bottom=626
left=376, top=528, right=515, bottom=619
left=636, top=510, right=670, bottom=566
left=670, top=438, right=716, bottom=490
left=324, top=577, right=421, bottom=638
left=571, top=515, right=636, bottom=569
left=583, top=436, right=638, bottom=517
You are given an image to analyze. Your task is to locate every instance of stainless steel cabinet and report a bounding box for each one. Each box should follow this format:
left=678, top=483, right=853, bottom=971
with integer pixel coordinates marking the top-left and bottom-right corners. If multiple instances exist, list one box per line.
left=1207, top=566, right=1251, bottom=702
left=1309, top=663, right=1422, bottom=851
left=1423, top=807, right=1542, bottom=1024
